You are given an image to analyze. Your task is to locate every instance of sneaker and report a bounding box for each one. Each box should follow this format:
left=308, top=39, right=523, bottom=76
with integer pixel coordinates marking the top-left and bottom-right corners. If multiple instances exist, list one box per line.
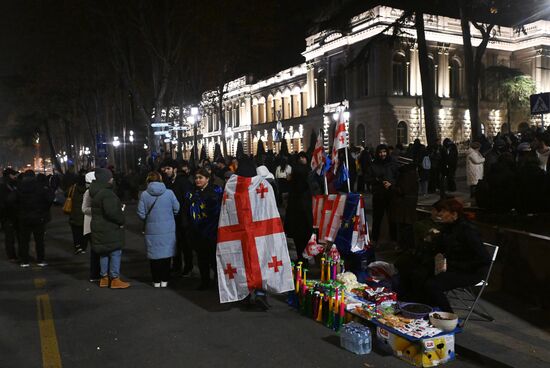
left=74, top=248, right=85, bottom=255
left=36, top=262, right=48, bottom=267
left=160, top=281, right=168, bottom=288
left=153, top=282, right=161, bottom=288
left=20, top=263, right=30, bottom=268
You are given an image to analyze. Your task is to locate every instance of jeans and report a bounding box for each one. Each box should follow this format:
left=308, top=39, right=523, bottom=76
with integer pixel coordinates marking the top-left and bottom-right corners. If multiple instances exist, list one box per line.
left=100, top=249, right=122, bottom=278
left=19, top=223, right=45, bottom=263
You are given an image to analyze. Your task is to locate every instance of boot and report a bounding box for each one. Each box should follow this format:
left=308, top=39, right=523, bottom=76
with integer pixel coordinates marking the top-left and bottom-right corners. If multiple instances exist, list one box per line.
left=110, top=278, right=130, bottom=289
left=99, top=276, right=109, bottom=288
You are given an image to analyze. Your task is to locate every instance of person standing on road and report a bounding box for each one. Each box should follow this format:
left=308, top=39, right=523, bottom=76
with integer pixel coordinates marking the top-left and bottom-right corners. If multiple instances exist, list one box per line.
left=441, top=138, right=458, bottom=192
left=68, top=169, right=88, bottom=255
left=466, top=142, right=485, bottom=198
left=161, top=159, right=194, bottom=276
left=0, top=168, right=19, bottom=262
left=8, top=170, right=54, bottom=267
left=137, top=171, right=180, bottom=288
left=82, top=171, right=101, bottom=281
left=365, top=144, right=398, bottom=245
left=89, top=168, right=130, bottom=289
left=284, top=152, right=313, bottom=265
left=182, top=168, right=223, bottom=290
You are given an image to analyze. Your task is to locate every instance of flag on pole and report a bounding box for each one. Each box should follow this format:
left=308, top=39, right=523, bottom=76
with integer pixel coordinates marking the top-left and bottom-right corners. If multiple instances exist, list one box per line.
left=331, top=112, right=348, bottom=173
left=311, top=133, right=326, bottom=175
left=216, top=175, right=294, bottom=303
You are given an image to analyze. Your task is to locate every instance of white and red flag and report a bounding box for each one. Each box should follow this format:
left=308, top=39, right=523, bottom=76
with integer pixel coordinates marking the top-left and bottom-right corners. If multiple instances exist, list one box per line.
left=311, top=132, right=326, bottom=175
left=331, top=112, right=348, bottom=173
left=216, top=175, right=294, bottom=303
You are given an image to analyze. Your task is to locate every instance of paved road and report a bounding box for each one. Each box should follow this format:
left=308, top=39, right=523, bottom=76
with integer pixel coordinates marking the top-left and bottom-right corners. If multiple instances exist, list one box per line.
left=0, top=205, right=481, bottom=368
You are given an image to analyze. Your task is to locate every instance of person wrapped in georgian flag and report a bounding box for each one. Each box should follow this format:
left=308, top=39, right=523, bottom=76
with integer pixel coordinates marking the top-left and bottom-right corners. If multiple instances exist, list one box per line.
left=216, top=157, right=294, bottom=307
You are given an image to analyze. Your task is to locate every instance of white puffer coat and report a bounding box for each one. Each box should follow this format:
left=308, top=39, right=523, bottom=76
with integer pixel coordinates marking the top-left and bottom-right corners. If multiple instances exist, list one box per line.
left=466, top=148, right=485, bottom=186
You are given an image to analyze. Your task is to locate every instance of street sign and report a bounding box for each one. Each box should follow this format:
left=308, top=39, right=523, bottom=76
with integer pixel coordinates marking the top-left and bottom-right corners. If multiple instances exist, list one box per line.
left=530, top=92, right=550, bottom=114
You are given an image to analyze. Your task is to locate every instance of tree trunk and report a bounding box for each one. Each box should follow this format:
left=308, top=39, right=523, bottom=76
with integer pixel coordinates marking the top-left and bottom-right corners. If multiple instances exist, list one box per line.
left=459, top=3, right=481, bottom=140
left=415, top=13, right=438, bottom=146
left=44, top=118, right=63, bottom=173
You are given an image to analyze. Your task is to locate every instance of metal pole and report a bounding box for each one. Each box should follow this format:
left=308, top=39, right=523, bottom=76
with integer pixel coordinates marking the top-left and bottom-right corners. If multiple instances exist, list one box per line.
left=344, top=146, right=351, bottom=193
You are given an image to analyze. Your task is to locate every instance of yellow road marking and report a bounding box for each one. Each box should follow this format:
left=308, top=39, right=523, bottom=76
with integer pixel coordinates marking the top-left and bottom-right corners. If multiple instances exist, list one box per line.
left=36, top=293, right=62, bottom=368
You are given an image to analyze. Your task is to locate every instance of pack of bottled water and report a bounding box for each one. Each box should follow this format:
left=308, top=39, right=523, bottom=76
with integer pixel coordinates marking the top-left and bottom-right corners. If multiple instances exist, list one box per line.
left=340, top=321, right=372, bottom=355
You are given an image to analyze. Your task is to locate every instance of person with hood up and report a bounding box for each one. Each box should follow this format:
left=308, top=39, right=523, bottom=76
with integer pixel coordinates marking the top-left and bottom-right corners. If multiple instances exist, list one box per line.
left=137, top=171, right=180, bottom=288
left=466, top=142, right=485, bottom=198
left=89, top=168, right=130, bottom=289
left=441, top=138, right=458, bottom=192
left=365, top=144, right=398, bottom=244
left=8, top=170, right=54, bottom=267
left=82, top=171, right=101, bottom=281
left=181, top=168, right=223, bottom=290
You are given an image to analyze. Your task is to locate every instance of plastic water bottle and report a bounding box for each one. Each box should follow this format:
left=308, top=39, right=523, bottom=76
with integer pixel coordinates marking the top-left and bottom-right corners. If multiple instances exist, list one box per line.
left=340, top=322, right=372, bottom=355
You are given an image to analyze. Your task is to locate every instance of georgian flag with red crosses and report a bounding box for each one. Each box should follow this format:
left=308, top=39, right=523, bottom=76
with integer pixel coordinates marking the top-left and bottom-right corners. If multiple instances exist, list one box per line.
left=216, top=174, right=294, bottom=303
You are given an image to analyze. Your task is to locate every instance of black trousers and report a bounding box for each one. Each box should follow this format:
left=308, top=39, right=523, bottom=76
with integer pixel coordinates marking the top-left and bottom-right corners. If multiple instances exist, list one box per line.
left=70, top=224, right=88, bottom=251
left=292, top=231, right=310, bottom=264
left=89, top=248, right=101, bottom=279
left=173, top=224, right=193, bottom=272
left=2, top=219, right=18, bottom=259
left=424, top=271, right=483, bottom=312
left=195, top=237, right=217, bottom=284
left=428, top=168, right=440, bottom=193
left=150, top=258, right=171, bottom=283
left=19, top=223, right=45, bottom=263
left=371, top=194, right=391, bottom=243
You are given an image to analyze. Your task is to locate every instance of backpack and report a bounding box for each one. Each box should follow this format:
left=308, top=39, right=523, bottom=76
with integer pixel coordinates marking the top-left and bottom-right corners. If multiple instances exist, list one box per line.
left=422, top=155, right=431, bottom=170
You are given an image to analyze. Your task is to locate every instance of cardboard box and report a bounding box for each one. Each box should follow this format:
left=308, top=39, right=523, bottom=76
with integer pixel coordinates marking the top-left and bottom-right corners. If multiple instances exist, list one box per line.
left=376, top=327, right=455, bottom=367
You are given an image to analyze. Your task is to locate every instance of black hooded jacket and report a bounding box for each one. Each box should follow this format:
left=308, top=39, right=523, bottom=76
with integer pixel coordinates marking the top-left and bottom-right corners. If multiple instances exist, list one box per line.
left=8, top=176, right=54, bottom=225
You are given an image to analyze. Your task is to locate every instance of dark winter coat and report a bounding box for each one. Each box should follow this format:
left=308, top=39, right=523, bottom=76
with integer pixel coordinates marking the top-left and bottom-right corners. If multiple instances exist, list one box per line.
left=365, top=157, right=398, bottom=196
left=182, top=183, right=222, bottom=243
left=8, top=176, right=54, bottom=226
left=515, top=158, right=548, bottom=214
left=389, top=164, right=419, bottom=224
left=285, top=163, right=313, bottom=239
left=441, top=142, right=458, bottom=176
left=435, top=218, right=490, bottom=275
left=89, top=181, right=125, bottom=254
left=0, top=178, right=17, bottom=222
left=68, top=184, right=87, bottom=227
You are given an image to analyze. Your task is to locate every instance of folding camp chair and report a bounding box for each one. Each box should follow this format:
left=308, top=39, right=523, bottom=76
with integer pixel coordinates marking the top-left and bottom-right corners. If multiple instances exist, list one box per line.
left=447, top=242, right=499, bottom=328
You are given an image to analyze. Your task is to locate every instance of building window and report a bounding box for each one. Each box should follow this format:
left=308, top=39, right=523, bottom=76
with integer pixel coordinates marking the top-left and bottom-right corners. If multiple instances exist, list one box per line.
left=449, top=58, right=462, bottom=98
left=330, top=63, right=345, bottom=103
left=301, top=92, right=308, bottom=116
left=266, top=96, right=273, bottom=122
left=356, top=124, right=365, bottom=146
left=234, top=106, right=240, bottom=128
left=396, top=121, right=408, bottom=145
left=392, top=53, right=408, bottom=96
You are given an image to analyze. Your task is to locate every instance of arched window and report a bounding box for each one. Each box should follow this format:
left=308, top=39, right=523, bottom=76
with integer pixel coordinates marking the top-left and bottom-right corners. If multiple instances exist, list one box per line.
left=356, top=124, right=365, bottom=146
left=392, top=53, right=408, bottom=96
left=396, top=121, right=408, bottom=145
left=449, top=58, right=462, bottom=98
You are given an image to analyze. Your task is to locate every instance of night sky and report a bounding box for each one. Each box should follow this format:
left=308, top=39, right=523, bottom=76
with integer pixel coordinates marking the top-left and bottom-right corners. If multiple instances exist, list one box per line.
left=0, top=0, right=549, bottom=166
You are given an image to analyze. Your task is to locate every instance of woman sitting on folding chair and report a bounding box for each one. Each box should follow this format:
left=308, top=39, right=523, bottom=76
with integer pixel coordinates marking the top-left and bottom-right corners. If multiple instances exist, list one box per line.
left=423, top=198, right=491, bottom=313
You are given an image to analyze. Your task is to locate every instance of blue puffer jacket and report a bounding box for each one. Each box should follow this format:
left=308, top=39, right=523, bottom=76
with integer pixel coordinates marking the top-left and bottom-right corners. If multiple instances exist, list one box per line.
left=137, top=182, right=180, bottom=259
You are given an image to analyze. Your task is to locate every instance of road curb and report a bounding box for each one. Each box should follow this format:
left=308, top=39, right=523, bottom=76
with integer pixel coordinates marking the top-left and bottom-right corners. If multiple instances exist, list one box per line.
left=455, top=343, right=515, bottom=368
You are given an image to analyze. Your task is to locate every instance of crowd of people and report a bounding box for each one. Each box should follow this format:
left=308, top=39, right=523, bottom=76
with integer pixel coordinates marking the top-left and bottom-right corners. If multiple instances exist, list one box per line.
left=0, top=126, right=548, bottom=311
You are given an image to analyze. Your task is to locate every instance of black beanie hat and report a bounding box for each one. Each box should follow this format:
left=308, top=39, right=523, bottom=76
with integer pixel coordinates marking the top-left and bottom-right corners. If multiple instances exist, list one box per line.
left=236, top=157, right=257, bottom=178
left=95, top=168, right=113, bottom=183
